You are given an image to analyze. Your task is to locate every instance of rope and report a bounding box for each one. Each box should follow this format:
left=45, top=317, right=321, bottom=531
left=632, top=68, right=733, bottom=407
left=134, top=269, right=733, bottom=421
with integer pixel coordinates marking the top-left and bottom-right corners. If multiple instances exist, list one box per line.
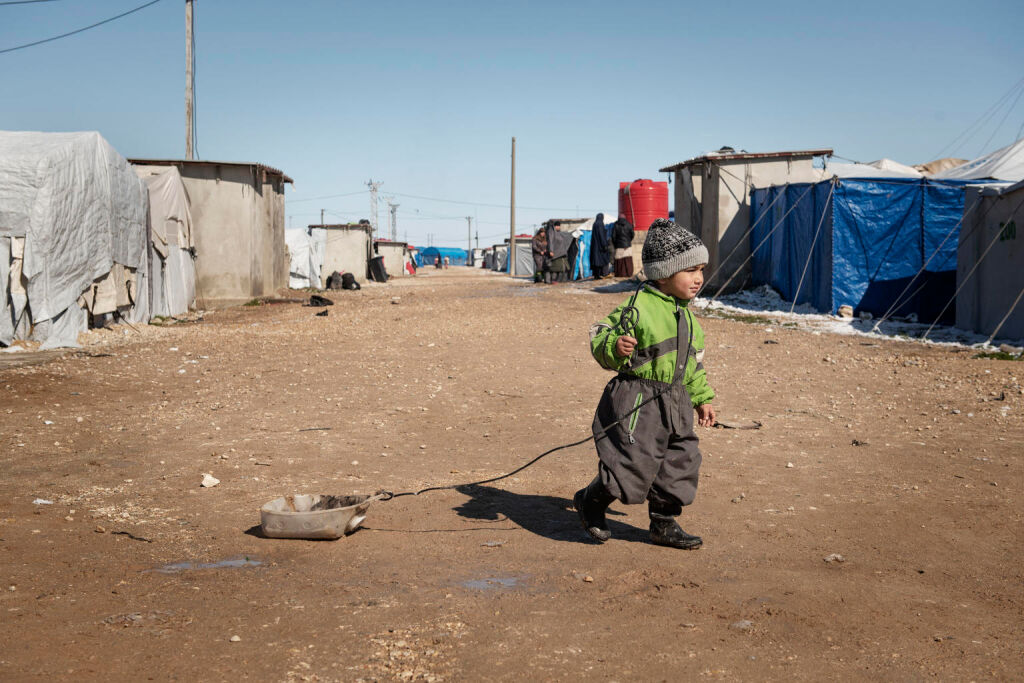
left=985, top=285, right=1024, bottom=345
left=710, top=182, right=815, bottom=302
left=390, top=286, right=695, bottom=499
left=789, top=179, right=836, bottom=313
left=707, top=179, right=788, bottom=287
left=923, top=191, right=1024, bottom=339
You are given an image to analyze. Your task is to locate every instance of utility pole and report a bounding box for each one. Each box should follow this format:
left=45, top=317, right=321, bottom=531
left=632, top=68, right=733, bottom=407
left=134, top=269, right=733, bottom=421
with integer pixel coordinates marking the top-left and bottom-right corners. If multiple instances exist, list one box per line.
left=387, top=200, right=399, bottom=241
left=466, top=216, right=472, bottom=264
left=366, top=179, right=383, bottom=242
left=320, top=208, right=324, bottom=226
left=185, top=0, right=194, bottom=160
left=475, top=230, right=479, bottom=248
left=509, top=136, right=516, bottom=277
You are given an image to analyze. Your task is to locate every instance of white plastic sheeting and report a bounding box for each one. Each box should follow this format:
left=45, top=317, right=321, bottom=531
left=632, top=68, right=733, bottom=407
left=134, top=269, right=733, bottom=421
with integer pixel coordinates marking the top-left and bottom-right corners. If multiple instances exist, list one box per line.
left=822, top=161, right=921, bottom=179
left=936, top=137, right=1024, bottom=182
left=0, top=131, right=149, bottom=348
left=866, top=158, right=924, bottom=177
left=285, top=228, right=323, bottom=288
left=135, top=165, right=196, bottom=317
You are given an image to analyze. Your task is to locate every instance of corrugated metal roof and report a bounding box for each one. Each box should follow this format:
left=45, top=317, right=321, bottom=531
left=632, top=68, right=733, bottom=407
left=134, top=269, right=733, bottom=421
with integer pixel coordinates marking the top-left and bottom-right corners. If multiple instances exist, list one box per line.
left=128, top=158, right=293, bottom=184
left=659, top=148, right=833, bottom=173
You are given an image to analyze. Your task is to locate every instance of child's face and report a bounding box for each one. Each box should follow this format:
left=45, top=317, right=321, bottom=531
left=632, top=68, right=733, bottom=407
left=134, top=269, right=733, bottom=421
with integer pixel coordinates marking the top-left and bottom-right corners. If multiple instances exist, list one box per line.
left=657, top=265, right=705, bottom=300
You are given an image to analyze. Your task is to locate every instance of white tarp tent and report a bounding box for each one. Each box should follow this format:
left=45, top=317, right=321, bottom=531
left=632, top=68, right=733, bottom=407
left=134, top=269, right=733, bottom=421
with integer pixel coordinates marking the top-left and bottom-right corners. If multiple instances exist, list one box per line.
left=867, top=158, right=924, bottom=177
left=936, top=137, right=1024, bottom=182
left=821, top=160, right=922, bottom=179
left=1, top=131, right=149, bottom=348
left=285, top=227, right=323, bottom=288
left=134, top=165, right=196, bottom=317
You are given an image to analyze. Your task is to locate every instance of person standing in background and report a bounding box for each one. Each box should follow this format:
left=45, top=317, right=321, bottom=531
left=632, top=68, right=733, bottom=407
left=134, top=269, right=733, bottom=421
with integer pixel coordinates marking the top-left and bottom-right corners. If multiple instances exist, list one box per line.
left=532, top=226, right=548, bottom=284
left=611, top=216, right=635, bottom=278
left=547, top=221, right=572, bottom=283
left=589, top=213, right=613, bottom=279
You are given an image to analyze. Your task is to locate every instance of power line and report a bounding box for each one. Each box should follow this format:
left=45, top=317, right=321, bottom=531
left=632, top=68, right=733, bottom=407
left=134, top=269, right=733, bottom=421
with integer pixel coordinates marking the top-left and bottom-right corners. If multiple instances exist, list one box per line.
left=0, top=0, right=163, bottom=54
left=288, top=190, right=368, bottom=204
left=387, top=190, right=602, bottom=213
left=0, top=0, right=60, bottom=5
left=931, top=75, right=1024, bottom=160
left=977, top=83, right=1024, bottom=157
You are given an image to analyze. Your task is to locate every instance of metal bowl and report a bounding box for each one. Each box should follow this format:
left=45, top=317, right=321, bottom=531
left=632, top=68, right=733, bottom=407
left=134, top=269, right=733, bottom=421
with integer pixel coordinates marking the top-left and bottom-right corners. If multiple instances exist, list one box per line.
left=260, top=493, right=380, bottom=540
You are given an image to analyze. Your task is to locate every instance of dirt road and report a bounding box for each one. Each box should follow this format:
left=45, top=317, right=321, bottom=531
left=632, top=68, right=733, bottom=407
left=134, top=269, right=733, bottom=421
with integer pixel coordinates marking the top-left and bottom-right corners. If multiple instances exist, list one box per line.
left=1, top=268, right=1021, bottom=681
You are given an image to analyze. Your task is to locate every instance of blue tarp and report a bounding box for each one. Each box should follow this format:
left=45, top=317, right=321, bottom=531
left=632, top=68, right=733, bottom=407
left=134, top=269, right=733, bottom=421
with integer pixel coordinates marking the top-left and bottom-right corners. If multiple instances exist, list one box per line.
left=416, top=246, right=468, bottom=267
left=572, top=229, right=592, bottom=280
left=750, top=178, right=974, bottom=323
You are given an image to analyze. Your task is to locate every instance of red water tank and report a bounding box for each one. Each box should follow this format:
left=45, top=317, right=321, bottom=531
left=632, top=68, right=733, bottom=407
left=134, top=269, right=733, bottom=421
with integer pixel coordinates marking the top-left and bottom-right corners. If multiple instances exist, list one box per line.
left=618, top=179, right=669, bottom=231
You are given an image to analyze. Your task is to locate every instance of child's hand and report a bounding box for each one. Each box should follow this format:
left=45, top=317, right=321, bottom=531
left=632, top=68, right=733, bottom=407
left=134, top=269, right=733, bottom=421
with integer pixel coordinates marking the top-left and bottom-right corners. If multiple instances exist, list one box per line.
left=695, top=403, right=716, bottom=427
left=614, top=335, right=637, bottom=358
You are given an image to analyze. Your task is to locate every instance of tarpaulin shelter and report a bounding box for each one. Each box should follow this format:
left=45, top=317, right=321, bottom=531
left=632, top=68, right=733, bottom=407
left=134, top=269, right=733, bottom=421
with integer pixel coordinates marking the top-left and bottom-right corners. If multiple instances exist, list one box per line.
left=134, top=165, right=196, bottom=317
left=750, top=177, right=978, bottom=323
left=505, top=235, right=535, bottom=276
left=417, top=246, right=468, bottom=267
left=1, top=131, right=149, bottom=348
left=956, top=180, right=1024, bottom=341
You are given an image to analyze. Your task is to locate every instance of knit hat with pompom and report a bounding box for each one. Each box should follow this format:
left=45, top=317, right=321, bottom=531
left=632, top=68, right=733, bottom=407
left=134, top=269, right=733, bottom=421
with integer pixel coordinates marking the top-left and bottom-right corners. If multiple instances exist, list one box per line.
left=641, top=218, right=709, bottom=280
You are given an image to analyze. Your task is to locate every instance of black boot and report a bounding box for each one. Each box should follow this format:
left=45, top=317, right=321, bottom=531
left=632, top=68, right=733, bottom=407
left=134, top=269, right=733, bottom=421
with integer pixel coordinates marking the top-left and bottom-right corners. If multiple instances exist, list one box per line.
left=649, top=513, right=702, bottom=549
left=573, top=477, right=616, bottom=542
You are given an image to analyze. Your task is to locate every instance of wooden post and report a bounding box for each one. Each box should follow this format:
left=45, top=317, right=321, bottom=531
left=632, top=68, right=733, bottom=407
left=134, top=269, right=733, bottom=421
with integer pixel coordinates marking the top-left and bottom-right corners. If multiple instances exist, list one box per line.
left=185, top=0, right=194, bottom=160
left=509, top=136, right=516, bottom=277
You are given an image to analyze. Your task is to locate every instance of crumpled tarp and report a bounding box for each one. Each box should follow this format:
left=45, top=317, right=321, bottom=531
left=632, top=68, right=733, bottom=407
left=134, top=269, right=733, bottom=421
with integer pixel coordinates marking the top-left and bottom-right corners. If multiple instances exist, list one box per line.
left=0, top=131, right=149, bottom=347
left=134, top=165, right=196, bottom=317
left=285, top=227, right=323, bottom=288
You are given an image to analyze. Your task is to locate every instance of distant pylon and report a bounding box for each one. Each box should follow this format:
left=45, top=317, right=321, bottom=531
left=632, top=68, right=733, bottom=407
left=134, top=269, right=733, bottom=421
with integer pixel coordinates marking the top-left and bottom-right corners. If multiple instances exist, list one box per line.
left=387, top=200, right=400, bottom=241
left=366, top=179, right=383, bottom=240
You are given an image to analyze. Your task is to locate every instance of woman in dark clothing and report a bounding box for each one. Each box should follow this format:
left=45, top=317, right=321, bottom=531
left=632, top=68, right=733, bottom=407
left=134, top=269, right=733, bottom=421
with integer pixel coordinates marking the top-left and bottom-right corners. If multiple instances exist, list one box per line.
left=611, top=217, right=635, bottom=277
left=531, top=227, right=548, bottom=283
left=546, top=222, right=572, bottom=283
left=589, top=213, right=612, bottom=279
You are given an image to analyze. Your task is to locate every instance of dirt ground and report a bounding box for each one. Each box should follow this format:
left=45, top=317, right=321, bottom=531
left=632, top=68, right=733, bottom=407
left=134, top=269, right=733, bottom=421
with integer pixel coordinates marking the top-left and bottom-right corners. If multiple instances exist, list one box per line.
left=1, top=267, right=1021, bottom=681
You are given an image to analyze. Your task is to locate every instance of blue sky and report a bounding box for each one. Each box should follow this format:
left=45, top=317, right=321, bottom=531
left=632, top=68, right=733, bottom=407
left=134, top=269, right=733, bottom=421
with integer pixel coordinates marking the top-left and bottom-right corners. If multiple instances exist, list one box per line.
left=2, top=0, right=1023, bottom=247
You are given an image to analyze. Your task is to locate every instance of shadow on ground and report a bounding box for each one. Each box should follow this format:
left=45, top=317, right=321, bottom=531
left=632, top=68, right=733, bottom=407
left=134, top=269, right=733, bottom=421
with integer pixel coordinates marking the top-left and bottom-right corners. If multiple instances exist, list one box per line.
left=452, top=484, right=649, bottom=545
left=591, top=279, right=642, bottom=294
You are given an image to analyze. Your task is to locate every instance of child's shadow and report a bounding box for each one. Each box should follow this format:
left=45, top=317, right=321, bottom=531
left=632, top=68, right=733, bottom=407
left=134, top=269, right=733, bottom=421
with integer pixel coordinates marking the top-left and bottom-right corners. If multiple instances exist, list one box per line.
left=453, top=484, right=649, bottom=544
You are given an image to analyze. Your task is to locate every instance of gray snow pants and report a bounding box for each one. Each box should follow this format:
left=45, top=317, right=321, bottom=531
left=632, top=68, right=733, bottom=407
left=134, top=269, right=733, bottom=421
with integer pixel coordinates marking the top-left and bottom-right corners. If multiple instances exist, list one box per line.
left=592, top=374, right=702, bottom=516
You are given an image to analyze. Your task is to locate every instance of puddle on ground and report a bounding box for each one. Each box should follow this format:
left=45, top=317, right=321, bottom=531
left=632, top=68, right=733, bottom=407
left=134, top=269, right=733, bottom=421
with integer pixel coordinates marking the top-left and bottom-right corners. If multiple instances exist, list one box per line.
left=461, top=576, right=523, bottom=590
left=148, top=557, right=262, bottom=574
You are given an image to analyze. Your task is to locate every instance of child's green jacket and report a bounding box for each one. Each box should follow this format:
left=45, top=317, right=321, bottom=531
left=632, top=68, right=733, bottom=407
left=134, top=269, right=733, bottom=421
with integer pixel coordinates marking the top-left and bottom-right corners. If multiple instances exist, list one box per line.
left=589, top=284, right=714, bottom=406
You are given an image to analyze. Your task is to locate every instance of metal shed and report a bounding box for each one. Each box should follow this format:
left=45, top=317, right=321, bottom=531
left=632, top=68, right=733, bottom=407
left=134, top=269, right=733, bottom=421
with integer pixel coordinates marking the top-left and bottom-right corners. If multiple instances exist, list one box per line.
left=660, top=148, right=832, bottom=293
left=129, top=158, right=292, bottom=305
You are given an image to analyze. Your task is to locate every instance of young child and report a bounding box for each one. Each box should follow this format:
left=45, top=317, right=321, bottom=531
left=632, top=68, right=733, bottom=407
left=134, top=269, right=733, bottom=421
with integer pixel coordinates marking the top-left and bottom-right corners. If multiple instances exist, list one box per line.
left=576, top=218, right=716, bottom=549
